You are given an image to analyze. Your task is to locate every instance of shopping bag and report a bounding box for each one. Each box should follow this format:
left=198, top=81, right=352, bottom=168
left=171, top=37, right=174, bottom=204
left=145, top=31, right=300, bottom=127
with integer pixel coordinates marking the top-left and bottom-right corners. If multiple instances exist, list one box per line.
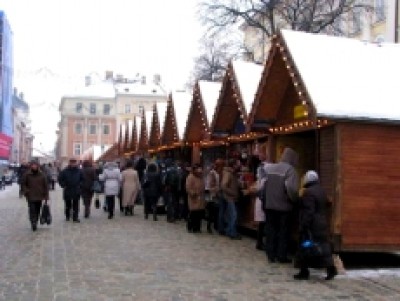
left=40, top=201, right=52, bottom=225
left=95, top=198, right=100, bottom=209
left=92, top=180, right=103, bottom=193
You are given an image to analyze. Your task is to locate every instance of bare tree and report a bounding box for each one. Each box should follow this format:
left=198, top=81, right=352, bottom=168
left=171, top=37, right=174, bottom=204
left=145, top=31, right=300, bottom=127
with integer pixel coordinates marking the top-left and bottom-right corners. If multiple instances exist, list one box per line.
left=187, top=34, right=246, bottom=87
left=200, top=0, right=369, bottom=37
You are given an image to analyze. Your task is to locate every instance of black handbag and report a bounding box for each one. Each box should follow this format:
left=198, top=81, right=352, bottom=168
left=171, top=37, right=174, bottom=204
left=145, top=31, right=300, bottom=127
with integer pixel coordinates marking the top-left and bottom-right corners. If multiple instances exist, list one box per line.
left=95, top=198, right=100, bottom=209
left=92, top=180, right=103, bottom=193
left=40, top=201, right=52, bottom=225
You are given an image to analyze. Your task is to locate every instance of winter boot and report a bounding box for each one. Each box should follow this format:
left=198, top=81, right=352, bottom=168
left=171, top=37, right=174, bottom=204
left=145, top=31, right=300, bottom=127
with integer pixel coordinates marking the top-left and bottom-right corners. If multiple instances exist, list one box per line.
left=293, top=268, right=310, bottom=280
left=325, top=266, right=338, bottom=281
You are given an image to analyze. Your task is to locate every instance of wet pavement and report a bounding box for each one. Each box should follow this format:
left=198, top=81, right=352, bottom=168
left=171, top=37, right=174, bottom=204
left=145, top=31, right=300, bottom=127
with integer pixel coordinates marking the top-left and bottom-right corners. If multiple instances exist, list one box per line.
left=0, top=184, right=400, bottom=300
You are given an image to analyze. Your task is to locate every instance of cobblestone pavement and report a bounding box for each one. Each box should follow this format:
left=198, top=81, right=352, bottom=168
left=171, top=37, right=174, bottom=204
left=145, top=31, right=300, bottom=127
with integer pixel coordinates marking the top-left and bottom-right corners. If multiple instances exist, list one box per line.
left=0, top=184, right=400, bottom=301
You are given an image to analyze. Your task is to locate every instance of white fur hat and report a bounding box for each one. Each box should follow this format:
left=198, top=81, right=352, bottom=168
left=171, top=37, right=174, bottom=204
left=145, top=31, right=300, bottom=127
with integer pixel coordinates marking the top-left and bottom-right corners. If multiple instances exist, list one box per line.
left=303, top=170, right=319, bottom=185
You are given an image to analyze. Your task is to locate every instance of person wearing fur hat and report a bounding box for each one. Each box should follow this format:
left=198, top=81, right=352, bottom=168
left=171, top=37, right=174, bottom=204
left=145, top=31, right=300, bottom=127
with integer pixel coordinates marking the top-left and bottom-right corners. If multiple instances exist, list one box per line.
left=294, top=170, right=337, bottom=281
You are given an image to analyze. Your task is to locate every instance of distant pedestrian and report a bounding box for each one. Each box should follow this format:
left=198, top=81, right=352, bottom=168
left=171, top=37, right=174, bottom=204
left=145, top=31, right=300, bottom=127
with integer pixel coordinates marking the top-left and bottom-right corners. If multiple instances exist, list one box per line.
left=221, top=159, right=241, bottom=240
left=205, top=163, right=219, bottom=234
left=263, top=147, right=299, bottom=263
left=21, top=160, right=49, bottom=231
left=94, top=162, right=104, bottom=209
left=121, top=161, right=140, bottom=216
left=48, top=163, right=58, bottom=190
left=179, top=162, right=191, bottom=220
left=164, top=159, right=180, bottom=223
left=99, top=161, right=121, bottom=219
left=58, top=158, right=84, bottom=223
left=186, top=164, right=205, bottom=233
left=143, top=162, right=162, bottom=221
left=294, top=171, right=337, bottom=281
left=81, top=160, right=96, bottom=218
left=17, top=162, right=29, bottom=197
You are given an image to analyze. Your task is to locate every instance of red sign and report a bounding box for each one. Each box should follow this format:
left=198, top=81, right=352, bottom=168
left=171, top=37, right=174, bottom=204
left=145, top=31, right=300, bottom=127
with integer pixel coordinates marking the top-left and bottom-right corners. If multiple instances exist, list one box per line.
left=0, top=133, right=13, bottom=160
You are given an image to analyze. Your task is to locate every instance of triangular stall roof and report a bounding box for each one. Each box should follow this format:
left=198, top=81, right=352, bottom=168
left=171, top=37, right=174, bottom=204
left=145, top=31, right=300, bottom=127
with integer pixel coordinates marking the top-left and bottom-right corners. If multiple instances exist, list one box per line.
left=135, top=115, right=145, bottom=152
left=249, top=29, right=400, bottom=134
left=149, top=102, right=168, bottom=150
left=129, top=118, right=138, bottom=153
left=184, top=80, right=221, bottom=144
left=161, top=91, right=191, bottom=148
left=211, top=60, right=263, bottom=139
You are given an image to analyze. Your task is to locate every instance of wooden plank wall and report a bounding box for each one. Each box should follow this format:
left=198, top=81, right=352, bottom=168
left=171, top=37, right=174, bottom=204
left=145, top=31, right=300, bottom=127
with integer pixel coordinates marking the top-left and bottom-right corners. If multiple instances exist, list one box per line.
left=319, top=126, right=335, bottom=202
left=339, top=123, right=400, bottom=250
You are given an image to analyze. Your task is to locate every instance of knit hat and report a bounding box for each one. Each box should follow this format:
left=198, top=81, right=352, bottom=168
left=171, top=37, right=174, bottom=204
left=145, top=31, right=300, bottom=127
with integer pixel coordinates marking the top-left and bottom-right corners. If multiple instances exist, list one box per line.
left=303, top=170, right=319, bottom=185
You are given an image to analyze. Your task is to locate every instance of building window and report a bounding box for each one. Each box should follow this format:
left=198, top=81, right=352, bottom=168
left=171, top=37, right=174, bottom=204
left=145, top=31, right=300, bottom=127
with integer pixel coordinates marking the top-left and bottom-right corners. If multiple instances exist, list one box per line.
left=89, top=124, right=97, bottom=135
left=76, top=103, right=83, bottom=113
left=103, top=104, right=111, bottom=115
left=139, top=105, right=144, bottom=115
left=73, top=143, right=82, bottom=156
left=375, top=0, right=385, bottom=22
left=74, top=123, right=82, bottom=134
left=103, top=124, right=110, bottom=135
left=89, top=103, right=96, bottom=115
left=125, top=104, right=131, bottom=114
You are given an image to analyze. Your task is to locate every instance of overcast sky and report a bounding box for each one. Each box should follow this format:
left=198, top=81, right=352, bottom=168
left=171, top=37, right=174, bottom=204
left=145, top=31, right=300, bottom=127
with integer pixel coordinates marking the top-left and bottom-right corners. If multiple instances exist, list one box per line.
left=0, top=0, right=204, bottom=153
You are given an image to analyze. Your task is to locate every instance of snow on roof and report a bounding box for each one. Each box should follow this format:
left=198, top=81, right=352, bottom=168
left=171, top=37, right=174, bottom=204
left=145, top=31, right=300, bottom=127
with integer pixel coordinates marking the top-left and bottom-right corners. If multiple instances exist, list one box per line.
left=115, top=81, right=167, bottom=97
left=172, top=91, right=192, bottom=140
left=198, top=81, right=221, bottom=125
left=232, top=60, right=263, bottom=115
left=145, top=111, right=153, bottom=137
left=281, top=29, right=400, bottom=121
left=63, top=81, right=115, bottom=99
left=156, top=102, right=168, bottom=133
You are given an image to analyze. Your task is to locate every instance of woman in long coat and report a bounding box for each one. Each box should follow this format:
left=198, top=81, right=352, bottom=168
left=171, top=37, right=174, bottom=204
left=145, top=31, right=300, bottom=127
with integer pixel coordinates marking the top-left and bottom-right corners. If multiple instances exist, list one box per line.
left=81, top=160, right=96, bottom=218
left=186, top=164, right=206, bottom=233
left=99, top=161, right=121, bottom=219
left=294, top=170, right=337, bottom=281
left=143, top=162, right=162, bottom=221
left=121, top=161, right=140, bottom=216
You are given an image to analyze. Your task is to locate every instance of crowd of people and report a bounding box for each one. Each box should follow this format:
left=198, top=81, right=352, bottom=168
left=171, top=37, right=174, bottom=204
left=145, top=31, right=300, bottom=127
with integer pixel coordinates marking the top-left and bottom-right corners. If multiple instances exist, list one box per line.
left=18, top=146, right=338, bottom=281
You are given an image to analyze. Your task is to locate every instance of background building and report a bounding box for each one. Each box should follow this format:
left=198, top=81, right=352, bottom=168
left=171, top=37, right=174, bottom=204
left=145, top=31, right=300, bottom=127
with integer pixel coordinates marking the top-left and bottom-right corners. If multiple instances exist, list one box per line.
left=11, top=89, right=33, bottom=164
left=0, top=11, right=13, bottom=162
left=57, top=78, right=117, bottom=167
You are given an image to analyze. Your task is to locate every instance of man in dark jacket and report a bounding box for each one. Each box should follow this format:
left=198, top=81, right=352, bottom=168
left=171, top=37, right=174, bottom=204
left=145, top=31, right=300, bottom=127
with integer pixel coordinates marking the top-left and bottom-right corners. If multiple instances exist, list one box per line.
left=263, top=147, right=300, bottom=263
left=164, top=160, right=180, bottom=223
left=58, top=158, right=84, bottom=222
left=22, top=160, right=49, bottom=231
left=18, top=162, right=29, bottom=198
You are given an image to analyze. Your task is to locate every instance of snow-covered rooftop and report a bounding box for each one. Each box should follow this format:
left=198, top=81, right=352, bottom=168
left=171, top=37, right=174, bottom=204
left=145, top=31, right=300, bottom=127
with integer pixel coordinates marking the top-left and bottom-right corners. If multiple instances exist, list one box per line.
left=232, top=60, right=263, bottom=115
left=156, top=102, right=168, bottom=133
left=63, top=81, right=115, bottom=99
left=171, top=91, right=192, bottom=140
left=115, top=81, right=167, bottom=97
left=281, top=29, right=400, bottom=121
left=198, top=81, right=221, bottom=125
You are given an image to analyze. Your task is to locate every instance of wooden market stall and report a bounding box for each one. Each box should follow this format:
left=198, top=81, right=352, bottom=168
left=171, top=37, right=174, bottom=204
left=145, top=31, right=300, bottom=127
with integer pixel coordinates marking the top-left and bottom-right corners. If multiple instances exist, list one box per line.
left=183, top=80, right=222, bottom=165
left=159, top=91, right=191, bottom=162
left=210, top=60, right=265, bottom=230
left=248, top=29, right=400, bottom=252
left=137, top=110, right=149, bottom=156
left=96, top=143, right=119, bottom=162
left=148, top=102, right=168, bottom=156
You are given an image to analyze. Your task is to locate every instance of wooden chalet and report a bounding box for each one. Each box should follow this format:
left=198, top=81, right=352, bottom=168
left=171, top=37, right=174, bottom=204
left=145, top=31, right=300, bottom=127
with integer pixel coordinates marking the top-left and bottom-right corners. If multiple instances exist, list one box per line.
left=248, top=29, right=400, bottom=252
left=129, top=117, right=138, bottom=155
left=184, top=80, right=222, bottom=164
left=137, top=111, right=148, bottom=155
left=159, top=91, right=191, bottom=160
left=210, top=60, right=265, bottom=163
left=148, top=102, right=168, bottom=154
left=96, top=143, right=119, bottom=162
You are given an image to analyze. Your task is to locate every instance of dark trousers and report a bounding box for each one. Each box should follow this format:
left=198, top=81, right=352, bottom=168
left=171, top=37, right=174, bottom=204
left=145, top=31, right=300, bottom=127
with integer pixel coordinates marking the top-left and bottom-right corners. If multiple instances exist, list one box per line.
left=205, top=202, right=217, bottom=232
left=187, top=210, right=203, bottom=232
left=257, top=221, right=266, bottom=248
left=144, top=196, right=158, bottom=218
left=106, top=195, right=115, bottom=218
left=265, top=210, right=291, bottom=261
left=166, top=191, right=179, bottom=222
left=50, top=180, right=55, bottom=190
left=83, top=194, right=93, bottom=216
left=28, top=201, right=42, bottom=225
left=64, top=196, right=80, bottom=220
left=180, top=192, right=189, bottom=220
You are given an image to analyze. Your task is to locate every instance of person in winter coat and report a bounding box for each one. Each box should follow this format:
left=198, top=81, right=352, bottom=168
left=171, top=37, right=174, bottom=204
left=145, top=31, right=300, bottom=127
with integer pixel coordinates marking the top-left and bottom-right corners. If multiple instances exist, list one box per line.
left=22, top=160, right=49, bottom=231
left=58, top=158, right=84, bottom=222
left=164, top=160, right=181, bottom=223
left=143, top=162, right=162, bottom=221
left=99, top=161, right=121, bottom=219
left=18, top=162, right=29, bottom=198
left=186, top=164, right=206, bottom=233
left=81, top=160, right=96, bottom=218
left=121, top=161, right=141, bottom=216
left=205, top=163, right=219, bottom=234
left=263, top=147, right=300, bottom=263
left=294, top=171, right=337, bottom=281
left=221, top=159, right=241, bottom=240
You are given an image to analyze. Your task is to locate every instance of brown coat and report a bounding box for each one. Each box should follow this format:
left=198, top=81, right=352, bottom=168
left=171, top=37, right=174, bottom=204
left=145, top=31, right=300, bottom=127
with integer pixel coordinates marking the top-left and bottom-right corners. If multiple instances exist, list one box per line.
left=221, top=167, right=240, bottom=202
left=186, top=173, right=205, bottom=211
left=121, top=168, right=141, bottom=207
left=22, top=170, right=49, bottom=202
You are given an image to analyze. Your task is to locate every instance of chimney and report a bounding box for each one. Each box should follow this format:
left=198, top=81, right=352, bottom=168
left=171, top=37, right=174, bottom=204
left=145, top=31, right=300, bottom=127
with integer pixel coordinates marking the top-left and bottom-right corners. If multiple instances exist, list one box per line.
left=141, top=76, right=146, bottom=85
left=19, top=92, right=24, bottom=100
left=153, top=74, right=161, bottom=85
left=85, top=76, right=91, bottom=87
left=105, top=71, right=114, bottom=81
left=13, top=87, right=17, bottom=96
